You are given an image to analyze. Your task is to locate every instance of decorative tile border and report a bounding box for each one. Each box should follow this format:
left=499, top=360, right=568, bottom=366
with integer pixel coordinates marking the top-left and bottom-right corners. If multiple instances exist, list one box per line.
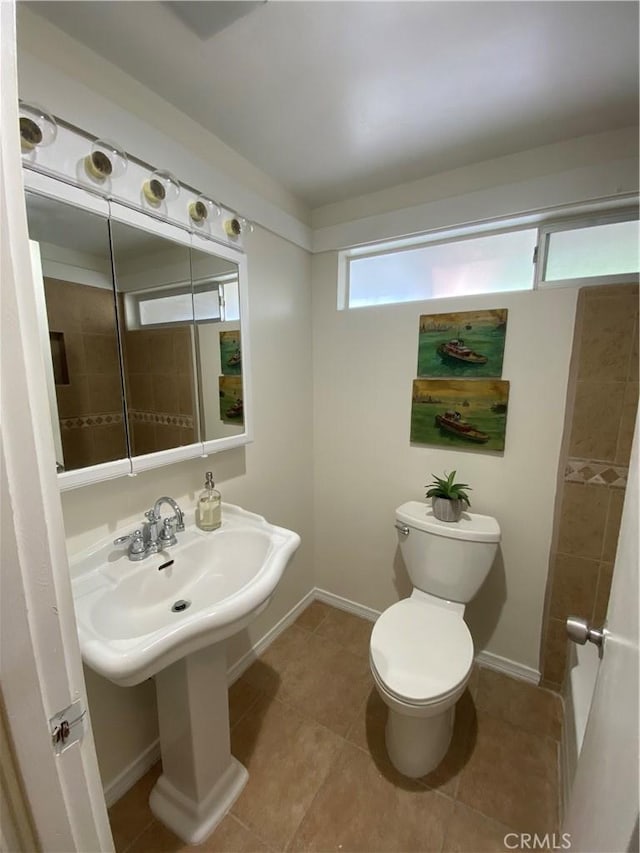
left=59, top=411, right=194, bottom=430
left=60, top=413, right=123, bottom=430
left=565, top=458, right=628, bottom=489
left=130, top=410, right=194, bottom=429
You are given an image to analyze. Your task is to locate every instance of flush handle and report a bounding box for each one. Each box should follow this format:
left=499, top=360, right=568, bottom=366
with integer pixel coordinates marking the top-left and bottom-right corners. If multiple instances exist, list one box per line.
left=394, top=522, right=410, bottom=536
left=566, top=616, right=605, bottom=648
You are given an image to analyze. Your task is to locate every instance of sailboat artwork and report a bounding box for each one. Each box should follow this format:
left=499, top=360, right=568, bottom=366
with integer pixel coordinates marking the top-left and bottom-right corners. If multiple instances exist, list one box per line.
left=418, top=309, right=508, bottom=378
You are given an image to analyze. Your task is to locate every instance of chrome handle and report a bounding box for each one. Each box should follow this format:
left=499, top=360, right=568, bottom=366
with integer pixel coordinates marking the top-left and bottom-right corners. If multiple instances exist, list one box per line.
left=394, top=522, right=410, bottom=536
left=566, top=616, right=605, bottom=648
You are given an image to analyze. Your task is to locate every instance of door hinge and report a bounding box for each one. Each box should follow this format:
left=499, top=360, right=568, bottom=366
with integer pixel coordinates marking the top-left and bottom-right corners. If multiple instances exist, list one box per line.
left=50, top=699, right=86, bottom=755
left=532, top=245, right=539, bottom=265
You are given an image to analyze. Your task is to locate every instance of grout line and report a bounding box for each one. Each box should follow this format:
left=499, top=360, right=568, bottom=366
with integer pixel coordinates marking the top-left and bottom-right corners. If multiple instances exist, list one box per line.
left=227, top=811, right=280, bottom=853
left=119, top=815, right=156, bottom=853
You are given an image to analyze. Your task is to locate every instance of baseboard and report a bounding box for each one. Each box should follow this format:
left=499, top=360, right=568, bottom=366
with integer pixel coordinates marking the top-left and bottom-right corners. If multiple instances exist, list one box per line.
left=226, top=588, right=316, bottom=685
left=103, top=738, right=161, bottom=807
left=474, top=650, right=540, bottom=685
left=314, top=587, right=380, bottom=623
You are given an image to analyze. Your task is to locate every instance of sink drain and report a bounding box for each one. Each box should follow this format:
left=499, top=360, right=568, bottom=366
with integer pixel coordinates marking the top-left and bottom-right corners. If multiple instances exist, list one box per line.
left=171, top=599, right=191, bottom=613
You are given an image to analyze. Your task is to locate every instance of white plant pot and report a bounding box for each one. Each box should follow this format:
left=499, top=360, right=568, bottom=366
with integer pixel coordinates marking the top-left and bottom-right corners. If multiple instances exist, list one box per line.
left=432, top=497, right=463, bottom=522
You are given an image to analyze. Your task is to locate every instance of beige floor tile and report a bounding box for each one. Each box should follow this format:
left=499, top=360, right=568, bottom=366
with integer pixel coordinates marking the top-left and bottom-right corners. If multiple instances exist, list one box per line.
left=475, top=668, right=563, bottom=741
left=241, top=624, right=311, bottom=699
left=290, top=741, right=453, bottom=852
left=230, top=694, right=343, bottom=850
left=346, top=687, right=476, bottom=797
left=457, top=711, right=558, bottom=834
left=293, top=600, right=333, bottom=632
left=314, top=607, right=373, bottom=657
left=128, top=813, right=269, bottom=852
left=229, top=677, right=263, bottom=728
left=108, top=762, right=161, bottom=852
left=278, top=632, right=372, bottom=736
left=442, top=802, right=513, bottom=852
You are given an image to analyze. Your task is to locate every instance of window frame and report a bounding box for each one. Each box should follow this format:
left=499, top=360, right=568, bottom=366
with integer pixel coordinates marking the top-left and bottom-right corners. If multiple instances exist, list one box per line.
left=534, top=209, right=640, bottom=290
left=339, top=206, right=639, bottom=310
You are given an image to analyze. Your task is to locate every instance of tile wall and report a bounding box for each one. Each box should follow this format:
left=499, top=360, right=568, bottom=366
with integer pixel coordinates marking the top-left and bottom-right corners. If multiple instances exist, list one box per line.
left=540, top=283, right=638, bottom=688
left=44, top=278, right=127, bottom=469
left=121, top=326, right=197, bottom=455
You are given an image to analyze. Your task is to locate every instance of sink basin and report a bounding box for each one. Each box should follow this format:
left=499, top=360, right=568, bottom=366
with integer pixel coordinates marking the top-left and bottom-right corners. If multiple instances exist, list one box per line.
left=71, top=503, right=301, bottom=687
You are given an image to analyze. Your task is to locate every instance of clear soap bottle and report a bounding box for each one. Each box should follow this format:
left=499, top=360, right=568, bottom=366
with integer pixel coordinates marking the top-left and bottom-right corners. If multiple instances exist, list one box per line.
left=197, top=471, right=221, bottom=531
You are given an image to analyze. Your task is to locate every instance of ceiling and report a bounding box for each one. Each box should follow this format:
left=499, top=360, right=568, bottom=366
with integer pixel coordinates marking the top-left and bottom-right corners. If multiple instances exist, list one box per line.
left=26, top=1, right=639, bottom=209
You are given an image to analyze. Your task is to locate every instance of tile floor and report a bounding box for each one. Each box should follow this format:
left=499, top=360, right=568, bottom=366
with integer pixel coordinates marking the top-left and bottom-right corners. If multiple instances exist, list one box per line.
left=109, top=602, right=562, bottom=853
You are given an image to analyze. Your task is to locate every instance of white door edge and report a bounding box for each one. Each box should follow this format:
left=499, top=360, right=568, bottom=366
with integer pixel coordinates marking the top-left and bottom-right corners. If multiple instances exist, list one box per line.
left=1, top=4, right=113, bottom=850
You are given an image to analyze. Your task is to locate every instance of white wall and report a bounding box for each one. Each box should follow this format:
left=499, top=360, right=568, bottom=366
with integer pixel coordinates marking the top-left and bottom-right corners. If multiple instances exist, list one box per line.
left=61, top=225, right=313, bottom=789
left=311, top=251, right=578, bottom=674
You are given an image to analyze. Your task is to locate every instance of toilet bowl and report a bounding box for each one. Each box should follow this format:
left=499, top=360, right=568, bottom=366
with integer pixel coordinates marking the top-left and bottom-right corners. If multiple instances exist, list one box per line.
left=370, top=501, right=500, bottom=778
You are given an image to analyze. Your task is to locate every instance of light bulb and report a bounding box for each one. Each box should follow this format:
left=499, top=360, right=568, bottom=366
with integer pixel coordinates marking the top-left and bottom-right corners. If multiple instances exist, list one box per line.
left=19, top=102, right=57, bottom=153
left=189, top=194, right=221, bottom=225
left=84, top=139, right=128, bottom=182
left=223, top=217, right=242, bottom=237
left=142, top=169, right=180, bottom=206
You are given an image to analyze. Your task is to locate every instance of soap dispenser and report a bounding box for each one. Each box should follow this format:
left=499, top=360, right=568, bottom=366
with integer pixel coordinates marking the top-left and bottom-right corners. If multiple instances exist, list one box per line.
left=197, top=471, right=221, bottom=531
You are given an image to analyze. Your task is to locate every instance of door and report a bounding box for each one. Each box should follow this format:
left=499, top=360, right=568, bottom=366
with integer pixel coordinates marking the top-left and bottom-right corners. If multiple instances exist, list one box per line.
left=564, top=417, right=639, bottom=852
left=1, top=4, right=113, bottom=850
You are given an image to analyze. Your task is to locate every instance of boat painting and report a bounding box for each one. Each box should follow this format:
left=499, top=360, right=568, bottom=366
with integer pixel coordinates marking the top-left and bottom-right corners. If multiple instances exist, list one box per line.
left=219, top=330, right=242, bottom=376
left=418, top=309, right=508, bottom=377
left=219, top=375, right=244, bottom=426
left=411, top=379, right=510, bottom=451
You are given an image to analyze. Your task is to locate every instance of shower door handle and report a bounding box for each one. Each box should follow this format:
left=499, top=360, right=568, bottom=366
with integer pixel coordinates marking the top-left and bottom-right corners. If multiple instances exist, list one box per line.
left=566, top=616, right=606, bottom=649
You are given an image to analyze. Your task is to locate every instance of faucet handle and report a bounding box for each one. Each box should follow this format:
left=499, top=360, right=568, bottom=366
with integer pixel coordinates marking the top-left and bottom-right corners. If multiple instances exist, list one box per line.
left=159, top=518, right=177, bottom=547
left=113, top=530, right=145, bottom=560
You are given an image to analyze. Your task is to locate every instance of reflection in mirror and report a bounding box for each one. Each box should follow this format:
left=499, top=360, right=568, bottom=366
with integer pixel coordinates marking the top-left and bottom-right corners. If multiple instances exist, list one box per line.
left=190, top=248, right=244, bottom=441
left=109, top=222, right=199, bottom=456
left=24, top=192, right=127, bottom=472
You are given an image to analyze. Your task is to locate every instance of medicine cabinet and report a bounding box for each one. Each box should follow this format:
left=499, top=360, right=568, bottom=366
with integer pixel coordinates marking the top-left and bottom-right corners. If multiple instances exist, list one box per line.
left=24, top=173, right=251, bottom=490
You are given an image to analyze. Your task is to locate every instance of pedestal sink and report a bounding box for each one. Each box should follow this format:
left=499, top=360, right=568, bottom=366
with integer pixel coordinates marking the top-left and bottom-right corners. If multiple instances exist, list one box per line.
left=70, top=503, right=300, bottom=844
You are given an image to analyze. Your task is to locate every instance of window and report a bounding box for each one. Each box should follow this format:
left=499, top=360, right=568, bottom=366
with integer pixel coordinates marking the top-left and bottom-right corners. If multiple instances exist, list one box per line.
left=340, top=209, right=638, bottom=310
left=345, top=229, right=537, bottom=308
left=128, top=277, right=239, bottom=328
left=541, top=218, right=639, bottom=284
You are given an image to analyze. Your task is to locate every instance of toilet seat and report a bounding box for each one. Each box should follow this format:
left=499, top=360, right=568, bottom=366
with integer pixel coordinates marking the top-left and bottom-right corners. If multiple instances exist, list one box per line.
left=370, top=598, right=474, bottom=706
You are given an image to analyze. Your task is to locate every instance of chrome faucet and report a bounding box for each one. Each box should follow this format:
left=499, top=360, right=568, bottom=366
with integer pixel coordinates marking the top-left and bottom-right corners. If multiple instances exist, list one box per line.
left=114, top=496, right=185, bottom=561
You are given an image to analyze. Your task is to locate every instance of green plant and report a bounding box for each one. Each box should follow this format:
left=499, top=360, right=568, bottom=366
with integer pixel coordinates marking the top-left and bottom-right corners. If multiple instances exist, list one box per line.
left=425, top=470, right=472, bottom=506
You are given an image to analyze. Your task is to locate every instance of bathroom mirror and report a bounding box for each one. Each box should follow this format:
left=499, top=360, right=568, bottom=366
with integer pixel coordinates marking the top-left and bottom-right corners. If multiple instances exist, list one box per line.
left=190, top=246, right=244, bottom=442
left=110, top=220, right=199, bottom=457
left=25, top=191, right=128, bottom=473
left=24, top=182, right=251, bottom=488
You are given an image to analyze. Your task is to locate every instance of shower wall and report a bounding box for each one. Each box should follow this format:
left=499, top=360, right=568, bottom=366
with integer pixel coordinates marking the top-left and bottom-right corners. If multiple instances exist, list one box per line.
left=540, top=283, right=638, bottom=689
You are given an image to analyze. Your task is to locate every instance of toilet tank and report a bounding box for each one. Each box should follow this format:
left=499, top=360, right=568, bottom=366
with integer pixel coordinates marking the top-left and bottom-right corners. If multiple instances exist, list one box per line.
left=395, top=501, right=500, bottom=604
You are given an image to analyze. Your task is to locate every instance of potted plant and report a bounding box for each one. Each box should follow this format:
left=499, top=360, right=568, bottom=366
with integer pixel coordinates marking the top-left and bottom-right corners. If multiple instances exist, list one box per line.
left=425, top=470, right=471, bottom=522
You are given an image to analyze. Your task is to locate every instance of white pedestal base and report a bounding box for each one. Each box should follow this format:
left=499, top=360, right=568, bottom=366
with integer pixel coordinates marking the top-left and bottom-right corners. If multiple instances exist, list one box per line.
left=149, top=644, right=248, bottom=845
left=385, top=705, right=454, bottom=778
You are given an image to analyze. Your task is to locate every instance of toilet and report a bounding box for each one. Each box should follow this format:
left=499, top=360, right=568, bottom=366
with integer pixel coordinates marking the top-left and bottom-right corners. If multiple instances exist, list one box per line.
left=369, top=500, right=500, bottom=778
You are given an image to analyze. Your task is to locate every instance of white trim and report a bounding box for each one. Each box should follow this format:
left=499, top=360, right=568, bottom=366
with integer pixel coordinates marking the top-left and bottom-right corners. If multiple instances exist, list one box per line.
left=1, top=3, right=113, bottom=847
left=313, top=166, right=638, bottom=254
left=474, top=650, right=540, bottom=685
left=313, top=588, right=380, bottom=623
left=103, top=739, right=161, bottom=808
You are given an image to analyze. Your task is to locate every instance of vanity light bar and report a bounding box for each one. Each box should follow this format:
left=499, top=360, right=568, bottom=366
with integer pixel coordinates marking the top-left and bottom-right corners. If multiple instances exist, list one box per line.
left=19, top=109, right=255, bottom=242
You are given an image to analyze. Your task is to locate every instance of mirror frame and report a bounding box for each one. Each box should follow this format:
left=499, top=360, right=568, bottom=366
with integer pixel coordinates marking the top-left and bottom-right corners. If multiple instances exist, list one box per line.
left=24, top=169, right=252, bottom=491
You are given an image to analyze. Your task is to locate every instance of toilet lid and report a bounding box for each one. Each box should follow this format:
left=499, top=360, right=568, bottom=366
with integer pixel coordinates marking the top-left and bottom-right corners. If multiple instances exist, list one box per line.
left=370, top=599, right=474, bottom=704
